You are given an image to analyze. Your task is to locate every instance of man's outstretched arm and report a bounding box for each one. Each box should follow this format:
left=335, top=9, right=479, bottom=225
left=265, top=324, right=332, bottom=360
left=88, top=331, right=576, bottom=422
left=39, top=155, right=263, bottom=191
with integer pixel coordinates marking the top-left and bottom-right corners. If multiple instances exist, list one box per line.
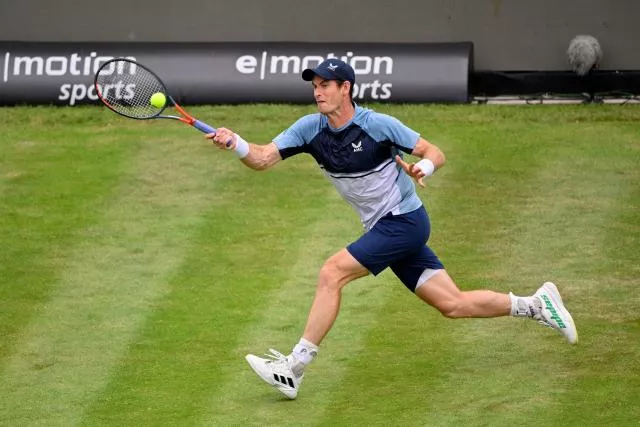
left=207, top=127, right=282, bottom=171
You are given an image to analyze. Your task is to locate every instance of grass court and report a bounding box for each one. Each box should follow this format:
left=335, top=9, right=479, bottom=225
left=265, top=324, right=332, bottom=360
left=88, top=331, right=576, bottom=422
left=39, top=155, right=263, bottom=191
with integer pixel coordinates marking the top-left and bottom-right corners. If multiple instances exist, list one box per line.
left=1, top=104, right=639, bottom=425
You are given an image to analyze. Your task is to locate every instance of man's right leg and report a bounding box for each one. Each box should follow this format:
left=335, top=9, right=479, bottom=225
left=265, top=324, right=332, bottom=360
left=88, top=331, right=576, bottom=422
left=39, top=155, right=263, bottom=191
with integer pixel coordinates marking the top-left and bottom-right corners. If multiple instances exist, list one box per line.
left=245, top=248, right=368, bottom=399
left=246, top=207, right=432, bottom=399
left=301, top=248, right=369, bottom=345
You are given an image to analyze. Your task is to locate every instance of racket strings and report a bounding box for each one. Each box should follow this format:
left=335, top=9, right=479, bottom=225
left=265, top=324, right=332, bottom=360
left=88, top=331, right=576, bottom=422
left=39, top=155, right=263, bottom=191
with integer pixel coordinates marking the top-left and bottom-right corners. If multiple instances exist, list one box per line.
left=95, top=60, right=166, bottom=119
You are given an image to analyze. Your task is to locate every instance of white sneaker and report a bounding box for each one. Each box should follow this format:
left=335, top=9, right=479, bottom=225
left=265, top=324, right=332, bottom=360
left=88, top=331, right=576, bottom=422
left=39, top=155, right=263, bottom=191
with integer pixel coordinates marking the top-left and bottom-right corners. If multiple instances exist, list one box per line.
left=534, top=282, right=578, bottom=344
left=245, top=349, right=302, bottom=399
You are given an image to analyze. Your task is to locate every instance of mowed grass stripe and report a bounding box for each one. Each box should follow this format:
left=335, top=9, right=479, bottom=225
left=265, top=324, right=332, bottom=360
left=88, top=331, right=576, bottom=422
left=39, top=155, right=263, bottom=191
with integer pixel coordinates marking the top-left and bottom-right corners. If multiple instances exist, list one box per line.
left=537, top=122, right=640, bottom=425
left=1, top=105, right=638, bottom=426
left=196, top=187, right=393, bottom=425
left=403, top=123, right=588, bottom=426
left=315, top=118, right=554, bottom=425
left=407, top=117, right=639, bottom=426
left=0, top=130, right=226, bottom=426
left=79, top=155, right=350, bottom=425
left=312, top=109, right=638, bottom=425
left=0, top=110, right=136, bottom=362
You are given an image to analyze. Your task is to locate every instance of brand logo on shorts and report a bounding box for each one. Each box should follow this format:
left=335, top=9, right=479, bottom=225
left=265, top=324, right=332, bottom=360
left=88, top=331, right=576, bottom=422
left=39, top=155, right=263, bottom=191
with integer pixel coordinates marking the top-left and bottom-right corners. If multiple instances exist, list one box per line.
left=352, top=141, right=363, bottom=152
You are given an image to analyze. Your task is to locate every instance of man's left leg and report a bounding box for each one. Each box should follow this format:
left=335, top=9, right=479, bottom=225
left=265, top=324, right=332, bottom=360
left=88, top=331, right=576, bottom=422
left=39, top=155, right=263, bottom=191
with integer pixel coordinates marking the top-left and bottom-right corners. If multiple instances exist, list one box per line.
left=414, top=269, right=511, bottom=317
left=244, top=208, right=430, bottom=399
left=414, top=269, right=578, bottom=343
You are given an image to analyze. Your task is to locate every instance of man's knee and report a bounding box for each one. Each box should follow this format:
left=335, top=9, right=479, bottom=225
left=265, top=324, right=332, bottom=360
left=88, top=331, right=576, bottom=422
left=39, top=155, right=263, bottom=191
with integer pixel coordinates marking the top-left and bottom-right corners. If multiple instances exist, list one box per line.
left=318, top=257, right=343, bottom=292
left=317, top=250, right=366, bottom=292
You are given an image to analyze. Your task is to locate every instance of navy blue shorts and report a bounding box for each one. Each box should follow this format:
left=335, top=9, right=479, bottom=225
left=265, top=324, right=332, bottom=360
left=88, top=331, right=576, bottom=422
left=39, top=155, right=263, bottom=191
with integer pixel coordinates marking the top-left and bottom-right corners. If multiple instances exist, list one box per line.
left=347, top=206, right=444, bottom=292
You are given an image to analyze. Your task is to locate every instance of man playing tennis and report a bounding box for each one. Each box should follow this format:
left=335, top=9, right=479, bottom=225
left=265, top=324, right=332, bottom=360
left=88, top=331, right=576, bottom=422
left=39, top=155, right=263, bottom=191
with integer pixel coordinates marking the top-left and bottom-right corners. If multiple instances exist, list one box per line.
left=207, top=59, right=578, bottom=400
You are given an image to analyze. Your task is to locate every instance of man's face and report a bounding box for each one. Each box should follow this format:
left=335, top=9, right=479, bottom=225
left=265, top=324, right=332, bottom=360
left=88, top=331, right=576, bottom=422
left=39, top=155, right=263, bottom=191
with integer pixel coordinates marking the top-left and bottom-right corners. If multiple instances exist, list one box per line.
left=311, top=76, right=349, bottom=114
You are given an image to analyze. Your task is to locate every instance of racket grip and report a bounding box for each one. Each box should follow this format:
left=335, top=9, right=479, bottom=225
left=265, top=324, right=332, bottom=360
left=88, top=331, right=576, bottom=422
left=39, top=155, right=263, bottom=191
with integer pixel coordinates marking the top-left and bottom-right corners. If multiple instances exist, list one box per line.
left=192, top=120, right=216, bottom=134
left=193, top=120, right=232, bottom=147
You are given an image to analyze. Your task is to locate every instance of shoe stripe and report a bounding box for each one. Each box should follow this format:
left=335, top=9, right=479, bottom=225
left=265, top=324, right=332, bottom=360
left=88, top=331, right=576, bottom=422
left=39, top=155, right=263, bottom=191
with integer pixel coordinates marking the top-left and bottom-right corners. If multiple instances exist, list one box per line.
left=544, top=284, right=574, bottom=327
left=273, top=373, right=294, bottom=388
left=540, top=294, right=567, bottom=328
left=542, top=283, right=578, bottom=343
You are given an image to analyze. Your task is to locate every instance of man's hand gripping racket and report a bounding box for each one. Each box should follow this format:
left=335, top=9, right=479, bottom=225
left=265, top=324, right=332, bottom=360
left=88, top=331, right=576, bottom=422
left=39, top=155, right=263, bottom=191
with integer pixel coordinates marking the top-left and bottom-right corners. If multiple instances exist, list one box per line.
left=94, top=58, right=231, bottom=146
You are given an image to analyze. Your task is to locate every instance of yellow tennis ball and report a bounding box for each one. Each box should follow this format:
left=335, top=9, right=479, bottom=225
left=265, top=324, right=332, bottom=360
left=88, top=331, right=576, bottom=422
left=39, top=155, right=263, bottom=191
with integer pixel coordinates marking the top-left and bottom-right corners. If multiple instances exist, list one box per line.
left=150, top=92, right=166, bottom=108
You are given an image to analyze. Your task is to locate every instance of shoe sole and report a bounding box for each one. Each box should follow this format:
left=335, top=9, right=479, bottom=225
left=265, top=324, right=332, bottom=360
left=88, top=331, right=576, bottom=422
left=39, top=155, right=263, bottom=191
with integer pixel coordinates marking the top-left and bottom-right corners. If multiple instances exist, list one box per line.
left=245, top=355, right=298, bottom=399
left=541, top=282, right=578, bottom=344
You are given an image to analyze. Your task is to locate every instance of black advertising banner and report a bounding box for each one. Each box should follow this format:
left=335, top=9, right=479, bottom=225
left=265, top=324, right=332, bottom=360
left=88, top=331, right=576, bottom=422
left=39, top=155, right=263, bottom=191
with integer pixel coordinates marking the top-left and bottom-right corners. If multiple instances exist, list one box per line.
left=0, top=42, right=472, bottom=105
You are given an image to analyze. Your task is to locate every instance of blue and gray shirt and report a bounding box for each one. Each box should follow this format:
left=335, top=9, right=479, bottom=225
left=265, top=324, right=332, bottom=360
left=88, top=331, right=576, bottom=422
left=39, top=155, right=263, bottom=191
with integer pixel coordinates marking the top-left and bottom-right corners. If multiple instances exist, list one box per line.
left=273, top=105, right=423, bottom=230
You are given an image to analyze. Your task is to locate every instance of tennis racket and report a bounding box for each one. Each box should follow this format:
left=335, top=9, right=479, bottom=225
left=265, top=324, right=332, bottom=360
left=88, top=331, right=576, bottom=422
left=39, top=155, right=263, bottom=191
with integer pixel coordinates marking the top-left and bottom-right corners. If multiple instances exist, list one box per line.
left=94, top=58, right=224, bottom=138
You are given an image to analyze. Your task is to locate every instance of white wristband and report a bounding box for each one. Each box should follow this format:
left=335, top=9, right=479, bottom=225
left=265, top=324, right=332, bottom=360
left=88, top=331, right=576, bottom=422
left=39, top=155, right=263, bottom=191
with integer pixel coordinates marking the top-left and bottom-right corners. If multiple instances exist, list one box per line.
left=415, top=158, right=435, bottom=177
left=233, top=134, right=250, bottom=159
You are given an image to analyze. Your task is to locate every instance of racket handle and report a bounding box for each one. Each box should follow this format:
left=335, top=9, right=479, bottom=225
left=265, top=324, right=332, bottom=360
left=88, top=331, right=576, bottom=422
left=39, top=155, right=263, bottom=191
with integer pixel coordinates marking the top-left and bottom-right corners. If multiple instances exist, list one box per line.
left=193, top=120, right=233, bottom=147
left=192, top=120, right=216, bottom=134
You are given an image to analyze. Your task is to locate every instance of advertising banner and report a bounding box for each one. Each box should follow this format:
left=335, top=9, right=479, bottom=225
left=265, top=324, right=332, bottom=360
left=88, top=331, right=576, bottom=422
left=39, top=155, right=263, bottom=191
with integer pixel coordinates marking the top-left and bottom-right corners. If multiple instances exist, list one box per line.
left=0, top=42, right=472, bottom=105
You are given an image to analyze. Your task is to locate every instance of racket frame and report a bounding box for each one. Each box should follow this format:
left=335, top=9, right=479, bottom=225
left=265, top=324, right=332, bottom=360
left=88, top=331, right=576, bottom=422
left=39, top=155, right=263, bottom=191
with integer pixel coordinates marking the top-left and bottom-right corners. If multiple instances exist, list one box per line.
left=93, top=58, right=216, bottom=134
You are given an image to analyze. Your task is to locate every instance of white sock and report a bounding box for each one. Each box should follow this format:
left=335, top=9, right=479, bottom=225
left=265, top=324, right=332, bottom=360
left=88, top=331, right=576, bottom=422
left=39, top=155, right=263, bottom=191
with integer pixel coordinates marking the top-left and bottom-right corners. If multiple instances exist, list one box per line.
left=509, top=292, right=541, bottom=318
left=290, top=338, right=319, bottom=377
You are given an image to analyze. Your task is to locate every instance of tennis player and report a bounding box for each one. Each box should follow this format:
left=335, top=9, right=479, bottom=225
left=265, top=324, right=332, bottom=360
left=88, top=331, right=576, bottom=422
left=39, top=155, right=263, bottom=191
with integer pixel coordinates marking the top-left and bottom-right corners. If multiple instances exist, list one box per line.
left=207, top=59, right=578, bottom=400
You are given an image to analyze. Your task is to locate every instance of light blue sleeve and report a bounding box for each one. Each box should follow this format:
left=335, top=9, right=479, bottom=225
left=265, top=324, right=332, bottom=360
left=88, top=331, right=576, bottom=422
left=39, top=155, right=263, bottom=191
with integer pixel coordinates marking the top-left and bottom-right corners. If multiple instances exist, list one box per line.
left=364, top=112, right=420, bottom=154
left=273, top=113, right=321, bottom=158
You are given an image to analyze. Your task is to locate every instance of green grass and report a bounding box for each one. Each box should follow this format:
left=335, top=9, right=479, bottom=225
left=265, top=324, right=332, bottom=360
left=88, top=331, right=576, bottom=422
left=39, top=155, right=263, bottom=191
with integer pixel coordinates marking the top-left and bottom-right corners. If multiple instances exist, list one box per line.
left=0, top=104, right=639, bottom=426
